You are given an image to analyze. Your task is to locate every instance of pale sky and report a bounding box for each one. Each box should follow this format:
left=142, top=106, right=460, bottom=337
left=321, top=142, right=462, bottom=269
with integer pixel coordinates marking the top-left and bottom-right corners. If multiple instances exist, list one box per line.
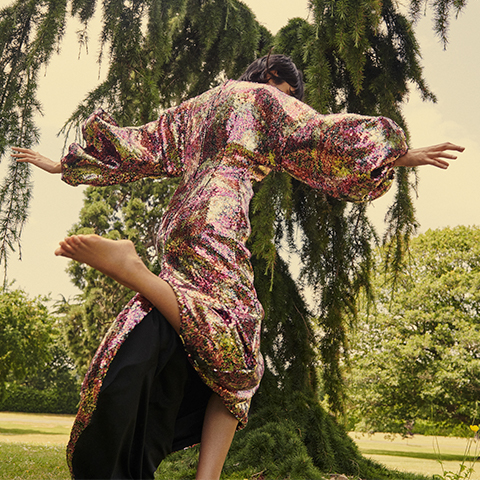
left=1, top=0, right=479, bottom=300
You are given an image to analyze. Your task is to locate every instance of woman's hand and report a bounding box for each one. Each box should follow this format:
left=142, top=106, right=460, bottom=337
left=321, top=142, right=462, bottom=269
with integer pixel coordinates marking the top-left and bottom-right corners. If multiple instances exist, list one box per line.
left=11, top=147, right=61, bottom=174
left=394, top=142, right=465, bottom=169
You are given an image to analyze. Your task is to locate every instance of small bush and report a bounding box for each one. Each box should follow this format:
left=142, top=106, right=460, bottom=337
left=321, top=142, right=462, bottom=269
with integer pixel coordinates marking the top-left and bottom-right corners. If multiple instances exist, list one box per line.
left=412, top=419, right=473, bottom=438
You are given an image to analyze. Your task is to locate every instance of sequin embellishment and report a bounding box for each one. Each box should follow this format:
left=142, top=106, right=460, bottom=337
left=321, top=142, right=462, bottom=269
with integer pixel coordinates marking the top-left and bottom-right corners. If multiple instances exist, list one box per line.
left=62, top=80, right=407, bottom=473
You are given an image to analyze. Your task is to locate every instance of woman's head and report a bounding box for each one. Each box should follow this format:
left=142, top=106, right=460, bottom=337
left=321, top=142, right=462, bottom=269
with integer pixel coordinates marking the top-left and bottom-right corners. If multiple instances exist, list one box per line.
left=238, top=54, right=304, bottom=101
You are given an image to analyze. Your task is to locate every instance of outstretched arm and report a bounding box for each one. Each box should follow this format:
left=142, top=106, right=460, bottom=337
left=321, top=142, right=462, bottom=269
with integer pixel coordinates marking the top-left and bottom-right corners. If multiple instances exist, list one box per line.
left=394, top=142, right=465, bottom=169
left=11, top=147, right=61, bottom=174
left=241, top=85, right=465, bottom=202
left=12, top=107, right=188, bottom=187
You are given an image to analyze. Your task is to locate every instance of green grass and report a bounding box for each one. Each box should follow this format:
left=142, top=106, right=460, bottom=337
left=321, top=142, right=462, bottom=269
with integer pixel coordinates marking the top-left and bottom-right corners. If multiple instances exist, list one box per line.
left=0, top=443, right=70, bottom=480
left=361, top=449, right=478, bottom=463
left=1, top=412, right=479, bottom=480
left=0, top=426, right=68, bottom=436
left=0, top=412, right=73, bottom=479
left=351, top=432, right=480, bottom=480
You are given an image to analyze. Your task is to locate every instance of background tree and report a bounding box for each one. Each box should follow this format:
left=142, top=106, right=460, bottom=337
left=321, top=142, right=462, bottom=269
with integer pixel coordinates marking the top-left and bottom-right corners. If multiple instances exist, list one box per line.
left=0, top=0, right=66, bottom=283
left=55, top=1, right=437, bottom=476
left=272, top=0, right=436, bottom=413
left=0, top=288, right=79, bottom=413
left=347, top=226, right=480, bottom=435
left=0, top=288, right=52, bottom=388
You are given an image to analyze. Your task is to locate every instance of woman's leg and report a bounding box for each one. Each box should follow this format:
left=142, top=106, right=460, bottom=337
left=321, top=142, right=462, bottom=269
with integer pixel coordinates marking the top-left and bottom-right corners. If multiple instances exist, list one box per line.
left=196, top=393, right=238, bottom=480
left=57, top=234, right=238, bottom=478
left=55, top=234, right=181, bottom=333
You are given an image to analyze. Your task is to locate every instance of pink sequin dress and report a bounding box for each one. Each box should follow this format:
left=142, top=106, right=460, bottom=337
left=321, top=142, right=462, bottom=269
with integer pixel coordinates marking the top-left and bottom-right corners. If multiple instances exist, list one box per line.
left=62, top=80, right=407, bottom=463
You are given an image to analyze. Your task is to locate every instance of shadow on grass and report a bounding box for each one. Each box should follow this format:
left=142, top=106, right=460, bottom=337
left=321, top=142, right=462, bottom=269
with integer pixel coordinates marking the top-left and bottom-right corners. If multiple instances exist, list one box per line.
left=362, top=448, right=477, bottom=463
left=0, top=427, right=67, bottom=436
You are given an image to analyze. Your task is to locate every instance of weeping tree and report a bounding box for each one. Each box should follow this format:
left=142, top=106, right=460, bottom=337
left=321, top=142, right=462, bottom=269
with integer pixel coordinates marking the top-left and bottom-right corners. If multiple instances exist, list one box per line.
left=271, top=0, right=438, bottom=414
left=0, top=0, right=66, bottom=283
left=0, top=0, right=469, bottom=477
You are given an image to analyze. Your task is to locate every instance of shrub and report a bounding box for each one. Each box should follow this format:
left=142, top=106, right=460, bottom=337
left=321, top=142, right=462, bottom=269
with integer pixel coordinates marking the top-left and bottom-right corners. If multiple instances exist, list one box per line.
left=0, top=383, right=78, bottom=414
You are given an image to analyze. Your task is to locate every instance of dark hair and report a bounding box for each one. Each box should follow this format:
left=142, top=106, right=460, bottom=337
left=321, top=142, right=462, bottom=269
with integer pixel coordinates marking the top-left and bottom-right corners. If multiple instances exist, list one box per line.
left=238, top=54, right=304, bottom=101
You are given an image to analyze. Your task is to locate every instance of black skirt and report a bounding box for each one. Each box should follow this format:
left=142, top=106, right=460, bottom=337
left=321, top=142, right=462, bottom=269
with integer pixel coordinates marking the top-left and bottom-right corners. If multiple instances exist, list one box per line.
left=71, top=308, right=213, bottom=479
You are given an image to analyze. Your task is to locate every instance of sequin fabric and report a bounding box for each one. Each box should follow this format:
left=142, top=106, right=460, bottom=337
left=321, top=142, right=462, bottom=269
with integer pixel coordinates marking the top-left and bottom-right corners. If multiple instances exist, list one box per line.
left=62, top=80, right=407, bottom=473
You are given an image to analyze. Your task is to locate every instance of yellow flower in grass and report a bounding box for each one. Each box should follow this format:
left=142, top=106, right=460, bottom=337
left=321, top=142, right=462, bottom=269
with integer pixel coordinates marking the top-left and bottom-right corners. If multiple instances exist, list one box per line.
left=470, top=425, right=479, bottom=432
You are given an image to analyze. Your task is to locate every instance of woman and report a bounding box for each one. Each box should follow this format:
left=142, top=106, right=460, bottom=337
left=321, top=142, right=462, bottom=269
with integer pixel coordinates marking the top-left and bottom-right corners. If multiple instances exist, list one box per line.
left=12, top=54, right=463, bottom=479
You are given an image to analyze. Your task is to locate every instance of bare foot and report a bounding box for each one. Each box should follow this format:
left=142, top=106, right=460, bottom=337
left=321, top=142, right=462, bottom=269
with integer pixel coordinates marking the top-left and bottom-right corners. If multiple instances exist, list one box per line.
left=55, top=234, right=146, bottom=291
left=55, top=234, right=181, bottom=332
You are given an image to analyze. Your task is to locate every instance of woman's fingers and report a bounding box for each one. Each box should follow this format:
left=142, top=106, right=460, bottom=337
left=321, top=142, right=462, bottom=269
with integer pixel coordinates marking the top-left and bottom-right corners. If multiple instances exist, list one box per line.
left=427, top=143, right=465, bottom=166
left=395, top=143, right=465, bottom=168
left=426, top=143, right=464, bottom=155
left=437, top=142, right=465, bottom=152
left=428, top=158, right=450, bottom=169
left=11, top=147, right=34, bottom=161
left=11, top=147, right=61, bottom=174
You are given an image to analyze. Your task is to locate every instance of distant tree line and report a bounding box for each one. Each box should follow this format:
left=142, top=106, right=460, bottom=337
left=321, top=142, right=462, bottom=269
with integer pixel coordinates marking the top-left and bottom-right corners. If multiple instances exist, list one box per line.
left=0, top=289, right=78, bottom=413
left=347, top=226, right=480, bottom=437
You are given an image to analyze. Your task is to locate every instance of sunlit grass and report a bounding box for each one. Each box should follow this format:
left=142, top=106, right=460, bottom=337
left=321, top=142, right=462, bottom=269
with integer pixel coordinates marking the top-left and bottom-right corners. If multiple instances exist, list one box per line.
left=0, top=442, right=70, bottom=480
left=2, top=412, right=479, bottom=479
left=0, top=412, right=73, bottom=480
left=350, top=432, right=480, bottom=480
left=0, top=412, right=72, bottom=446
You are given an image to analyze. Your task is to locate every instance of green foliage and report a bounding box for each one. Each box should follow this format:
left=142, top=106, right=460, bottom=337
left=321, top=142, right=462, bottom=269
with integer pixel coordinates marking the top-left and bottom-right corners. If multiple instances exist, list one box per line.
left=244, top=256, right=428, bottom=478
left=251, top=254, right=318, bottom=407
left=272, top=0, right=440, bottom=412
left=0, top=0, right=471, bottom=413
left=409, top=0, right=469, bottom=48
left=155, top=405, right=432, bottom=479
left=0, top=337, right=81, bottom=414
left=347, top=226, right=480, bottom=434
left=248, top=393, right=362, bottom=475
left=249, top=172, right=293, bottom=286
left=382, top=166, right=419, bottom=291
left=225, top=420, right=324, bottom=479
left=60, top=0, right=271, bottom=131
left=290, top=188, right=378, bottom=413
left=0, top=382, right=78, bottom=414
left=0, top=288, right=80, bottom=413
left=0, top=289, right=53, bottom=387
left=0, top=0, right=472, bottom=476
left=0, top=161, right=32, bottom=287
left=0, top=0, right=68, bottom=281
left=410, top=419, right=476, bottom=438
left=293, top=0, right=436, bottom=117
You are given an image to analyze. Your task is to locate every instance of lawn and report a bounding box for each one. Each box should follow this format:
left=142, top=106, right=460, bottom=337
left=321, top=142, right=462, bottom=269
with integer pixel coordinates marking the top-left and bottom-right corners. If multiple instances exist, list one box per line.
left=0, top=412, right=73, bottom=479
left=350, top=432, right=480, bottom=480
left=1, top=412, right=479, bottom=479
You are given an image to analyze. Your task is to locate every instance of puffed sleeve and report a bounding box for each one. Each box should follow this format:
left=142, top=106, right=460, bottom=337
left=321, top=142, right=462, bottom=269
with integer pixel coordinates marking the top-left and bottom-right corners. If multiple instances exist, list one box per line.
left=61, top=107, right=187, bottom=186
left=250, top=85, right=407, bottom=202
